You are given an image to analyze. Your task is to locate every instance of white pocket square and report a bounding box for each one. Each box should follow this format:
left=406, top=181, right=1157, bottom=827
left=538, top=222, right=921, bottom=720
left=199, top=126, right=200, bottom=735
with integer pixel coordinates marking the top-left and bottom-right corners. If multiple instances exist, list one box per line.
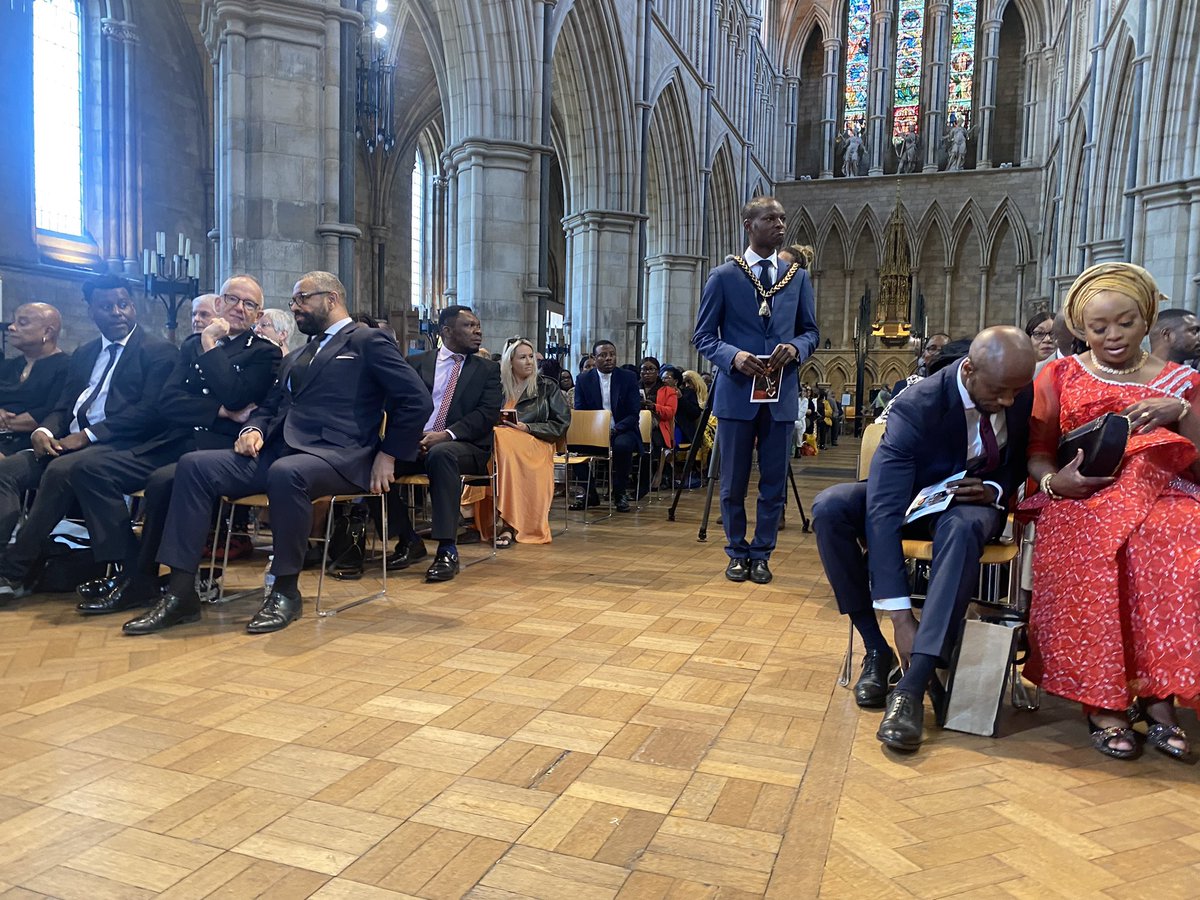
left=335, top=354, right=357, bottom=360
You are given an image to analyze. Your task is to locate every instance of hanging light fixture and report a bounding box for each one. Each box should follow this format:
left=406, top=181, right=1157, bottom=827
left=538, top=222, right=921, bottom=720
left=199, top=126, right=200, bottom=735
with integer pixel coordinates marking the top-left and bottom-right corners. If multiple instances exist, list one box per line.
left=355, top=0, right=396, bottom=154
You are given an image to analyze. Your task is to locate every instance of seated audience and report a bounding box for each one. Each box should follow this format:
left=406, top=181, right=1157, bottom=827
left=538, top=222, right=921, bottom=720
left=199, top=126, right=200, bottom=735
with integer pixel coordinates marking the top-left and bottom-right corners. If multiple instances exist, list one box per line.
left=812, top=326, right=1036, bottom=753
left=639, top=357, right=677, bottom=489
left=1025, top=312, right=1056, bottom=377
left=70, top=277, right=282, bottom=616
left=493, top=338, right=570, bottom=545
left=255, top=307, right=294, bottom=350
left=875, top=339, right=972, bottom=424
left=578, top=354, right=595, bottom=374
left=0, top=303, right=70, bottom=455
left=386, top=305, right=501, bottom=582
left=892, top=332, right=949, bottom=397
left=559, top=370, right=575, bottom=407
left=191, top=294, right=219, bottom=333
left=1025, top=263, right=1200, bottom=761
left=1148, top=307, right=1200, bottom=366
left=0, top=276, right=177, bottom=601
left=571, top=339, right=640, bottom=513
left=663, top=366, right=697, bottom=444
left=121, top=271, right=430, bottom=635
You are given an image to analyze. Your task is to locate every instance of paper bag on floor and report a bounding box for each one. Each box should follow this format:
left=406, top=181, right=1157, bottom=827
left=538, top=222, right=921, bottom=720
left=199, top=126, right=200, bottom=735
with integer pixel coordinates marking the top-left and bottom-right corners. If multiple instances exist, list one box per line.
left=943, top=618, right=1019, bottom=737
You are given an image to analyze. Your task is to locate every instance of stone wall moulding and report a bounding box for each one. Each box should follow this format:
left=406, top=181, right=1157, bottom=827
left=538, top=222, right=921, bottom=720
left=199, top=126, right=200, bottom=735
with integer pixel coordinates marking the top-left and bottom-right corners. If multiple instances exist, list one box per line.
left=100, top=18, right=137, bottom=43
left=201, top=0, right=359, bottom=56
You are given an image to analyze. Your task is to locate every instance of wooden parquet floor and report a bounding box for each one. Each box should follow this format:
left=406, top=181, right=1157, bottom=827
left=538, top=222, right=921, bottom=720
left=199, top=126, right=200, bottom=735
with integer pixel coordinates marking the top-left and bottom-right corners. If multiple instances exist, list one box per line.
left=0, top=439, right=1197, bottom=899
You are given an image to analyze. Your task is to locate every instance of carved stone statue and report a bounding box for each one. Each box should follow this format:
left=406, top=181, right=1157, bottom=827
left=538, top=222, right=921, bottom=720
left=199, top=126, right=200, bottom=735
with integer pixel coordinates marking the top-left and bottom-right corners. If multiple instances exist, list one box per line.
left=838, top=128, right=865, bottom=178
left=943, top=116, right=971, bottom=172
left=894, top=126, right=920, bottom=174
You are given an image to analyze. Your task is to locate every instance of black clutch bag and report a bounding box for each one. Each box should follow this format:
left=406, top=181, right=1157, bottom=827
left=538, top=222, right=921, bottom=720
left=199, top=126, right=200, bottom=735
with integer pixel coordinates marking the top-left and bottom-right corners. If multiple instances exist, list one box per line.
left=1056, top=413, right=1131, bottom=477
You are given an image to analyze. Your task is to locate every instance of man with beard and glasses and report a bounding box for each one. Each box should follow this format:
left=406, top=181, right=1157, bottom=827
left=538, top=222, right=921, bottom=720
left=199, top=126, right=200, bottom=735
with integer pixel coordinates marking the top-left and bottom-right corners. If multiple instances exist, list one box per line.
left=123, top=271, right=431, bottom=635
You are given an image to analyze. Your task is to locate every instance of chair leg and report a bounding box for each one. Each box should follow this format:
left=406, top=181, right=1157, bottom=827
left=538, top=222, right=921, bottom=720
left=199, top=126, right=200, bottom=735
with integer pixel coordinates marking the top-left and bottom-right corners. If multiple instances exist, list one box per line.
left=838, top=621, right=855, bottom=688
left=317, top=495, right=390, bottom=617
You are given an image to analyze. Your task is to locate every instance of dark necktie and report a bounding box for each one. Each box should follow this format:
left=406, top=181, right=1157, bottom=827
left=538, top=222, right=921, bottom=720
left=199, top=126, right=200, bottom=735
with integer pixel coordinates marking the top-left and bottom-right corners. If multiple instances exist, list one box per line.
left=759, top=260, right=775, bottom=291
left=289, top=333, right=328, bottom=394
left=978, top=413, right=1000, bottom=474
left=76, top=343, right=121, bottom=430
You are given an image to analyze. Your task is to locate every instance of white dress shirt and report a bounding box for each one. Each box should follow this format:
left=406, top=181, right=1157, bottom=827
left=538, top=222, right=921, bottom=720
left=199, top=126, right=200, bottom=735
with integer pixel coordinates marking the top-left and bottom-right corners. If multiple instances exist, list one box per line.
left=423, top=343, right=468, bottom=438
left=598, top=370, right=612, bottom=412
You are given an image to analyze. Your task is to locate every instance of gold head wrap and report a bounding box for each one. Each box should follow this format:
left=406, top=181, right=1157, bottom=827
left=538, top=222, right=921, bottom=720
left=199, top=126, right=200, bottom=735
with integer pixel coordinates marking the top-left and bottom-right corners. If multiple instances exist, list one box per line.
left=1062, top=262, right=1161, bottom=337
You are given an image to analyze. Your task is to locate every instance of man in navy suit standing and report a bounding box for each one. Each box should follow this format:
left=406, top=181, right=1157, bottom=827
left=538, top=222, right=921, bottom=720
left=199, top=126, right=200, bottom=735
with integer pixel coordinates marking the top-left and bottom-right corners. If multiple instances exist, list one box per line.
left=693, top=197, right=819, bottom=584
left=812, top=326, right=1036, bottom=752
left=572, top=339, right=641, bottom=513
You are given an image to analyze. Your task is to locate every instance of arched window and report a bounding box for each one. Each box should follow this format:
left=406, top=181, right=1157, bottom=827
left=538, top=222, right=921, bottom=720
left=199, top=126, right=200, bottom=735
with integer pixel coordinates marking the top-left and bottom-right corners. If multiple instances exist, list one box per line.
left=33, top=0, right=84, bottom=237
left=842, top=0, right=871, bottom=133
left=947, top=0, right=979, bottom=126
left=892, top=0, right=925, bottom=137
left=410, top=151, right=424, bottom=309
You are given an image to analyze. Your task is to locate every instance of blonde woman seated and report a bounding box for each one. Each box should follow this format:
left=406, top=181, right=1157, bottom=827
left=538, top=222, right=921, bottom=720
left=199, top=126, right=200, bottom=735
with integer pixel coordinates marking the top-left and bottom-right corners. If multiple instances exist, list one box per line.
left=495, top=338, right=571, bottom=545
left=1026, top=262, right=1200, bottom=762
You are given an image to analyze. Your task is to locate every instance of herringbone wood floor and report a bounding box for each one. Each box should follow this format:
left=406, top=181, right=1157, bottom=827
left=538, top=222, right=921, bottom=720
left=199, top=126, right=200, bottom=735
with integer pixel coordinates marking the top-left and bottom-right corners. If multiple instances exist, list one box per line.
left=0, top=439, right=1196, bottom=899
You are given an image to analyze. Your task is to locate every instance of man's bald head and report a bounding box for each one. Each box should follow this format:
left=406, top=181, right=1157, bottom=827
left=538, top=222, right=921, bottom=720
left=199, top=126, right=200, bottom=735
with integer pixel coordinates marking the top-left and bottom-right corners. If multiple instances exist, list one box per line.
left=961, top=325, right=1037, bottom=414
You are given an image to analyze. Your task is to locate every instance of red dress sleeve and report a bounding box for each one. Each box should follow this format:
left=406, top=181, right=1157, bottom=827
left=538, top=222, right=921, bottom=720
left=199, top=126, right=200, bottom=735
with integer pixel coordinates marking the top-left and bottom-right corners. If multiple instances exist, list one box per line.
left=1029, top=359, right=1064, bottom=460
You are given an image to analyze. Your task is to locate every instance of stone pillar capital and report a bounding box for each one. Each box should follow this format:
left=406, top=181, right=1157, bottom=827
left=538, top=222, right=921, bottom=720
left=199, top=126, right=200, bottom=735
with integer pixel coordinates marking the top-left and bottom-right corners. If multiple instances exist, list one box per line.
left=100, top=18, right=138, bottom=44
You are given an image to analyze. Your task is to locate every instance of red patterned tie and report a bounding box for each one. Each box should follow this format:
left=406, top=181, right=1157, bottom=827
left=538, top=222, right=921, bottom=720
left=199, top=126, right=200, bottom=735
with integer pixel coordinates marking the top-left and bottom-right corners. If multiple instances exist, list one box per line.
left=978, top=413, right=1000, bottom=474
left=431, top=353, right=465, bottom=432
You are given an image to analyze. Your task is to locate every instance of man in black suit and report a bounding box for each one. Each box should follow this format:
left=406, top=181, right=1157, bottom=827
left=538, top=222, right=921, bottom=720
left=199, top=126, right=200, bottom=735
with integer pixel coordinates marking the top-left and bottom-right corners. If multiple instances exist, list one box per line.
left=571, top=339, right=641, bottom=512
left=0, top=275, right=177, bottom=601
left=387, top=305, right=502, bottom=582
left=70, top=275, right=282, bottom=616
left=812, top=326, right=1036, bottom=752
left=123, top=271, right=432, bottom=635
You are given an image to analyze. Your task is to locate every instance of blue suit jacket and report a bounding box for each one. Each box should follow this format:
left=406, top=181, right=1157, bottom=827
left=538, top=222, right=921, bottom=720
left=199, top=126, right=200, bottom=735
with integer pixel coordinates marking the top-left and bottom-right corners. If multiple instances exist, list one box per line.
left=573, top=366, right=640, bottom=436
left=693, top=259, right=819, bottom=421
left=865, top=363, right=1033, bottom=600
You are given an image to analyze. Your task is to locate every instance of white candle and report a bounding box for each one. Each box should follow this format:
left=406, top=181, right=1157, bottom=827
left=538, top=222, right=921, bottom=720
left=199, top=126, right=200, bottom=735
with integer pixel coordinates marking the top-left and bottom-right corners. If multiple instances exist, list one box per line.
left=184, top=238, right=191, bottom=258
left=143, top=249, right=151, bottom=275
left=156, top=232, right=165, bottom=256
left=193, top=253, right=201, bottom=276
left=177, top=233, right=185, bottom=257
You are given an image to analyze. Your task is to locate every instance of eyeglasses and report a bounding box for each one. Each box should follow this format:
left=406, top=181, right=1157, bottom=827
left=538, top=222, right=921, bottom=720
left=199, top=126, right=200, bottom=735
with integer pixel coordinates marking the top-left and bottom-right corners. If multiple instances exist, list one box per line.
left=221, top=294, right=261, bottom=313
left=290, top=290, right=333, bottom=306
left=1031, top=329, right=1055, bottom=341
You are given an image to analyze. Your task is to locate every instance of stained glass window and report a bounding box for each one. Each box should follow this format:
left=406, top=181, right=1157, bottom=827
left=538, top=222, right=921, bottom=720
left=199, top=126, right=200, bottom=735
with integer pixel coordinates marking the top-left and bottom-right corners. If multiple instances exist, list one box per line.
left=842, top=0, right=870, bottom=133
left=33, top=0, right=84, bottom=236
left=411, top=152, right=424, bottom=309
left=947, top=0, right=978, bottom=126
left=891, top=0, right=925, bottom=137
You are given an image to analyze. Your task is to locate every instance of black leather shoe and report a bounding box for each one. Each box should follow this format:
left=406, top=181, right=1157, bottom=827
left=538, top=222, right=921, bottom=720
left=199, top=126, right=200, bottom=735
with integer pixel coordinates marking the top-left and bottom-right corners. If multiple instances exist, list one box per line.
left=614, top=493, right=631, bottom=513
left=725, top=558, right=750, bottom=582
left=77, top=580, right=154, bottom=616
left=854, top=648, right=898, bottom=709
left=425, top=549, right=460, bottom=582
left=749, top=559, right=773, bottom=584
left=246, top=590, right=302, bottom=634
left=877, top=690, right=925, bottom=751
left=76, top=574, right=124, bottom=600
left=122, top=593, right=202, bottom=635
left=386, top=537, right=429, bottom=571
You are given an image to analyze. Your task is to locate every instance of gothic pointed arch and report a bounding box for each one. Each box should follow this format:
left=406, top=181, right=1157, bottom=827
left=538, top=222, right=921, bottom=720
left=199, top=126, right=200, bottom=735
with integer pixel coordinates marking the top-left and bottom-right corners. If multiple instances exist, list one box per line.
left=816, top=206, right=851, bottom=265
left=984, top=198, right=1031, bottom=268
left=1092, top=33, right=1135, bottom=245
left=707, top=139, right=739, bottom=264
left=786, top=206, right=817, bottom=250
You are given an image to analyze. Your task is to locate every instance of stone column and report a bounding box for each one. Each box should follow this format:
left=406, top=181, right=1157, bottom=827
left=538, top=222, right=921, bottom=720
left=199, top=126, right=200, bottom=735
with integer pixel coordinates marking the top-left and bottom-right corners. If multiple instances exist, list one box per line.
left=943, top=265, right=953, bottom=333
left=782, top=74, right=800, bottom=180
left=1013, top=263, right=1025, bottom=324
left=975, top=18, right=1003, bottom=170
left=820, top=38, right=840, bottom=179
left=867, top=3, right=895, bottom=175
left=977, top=265, right=990, bottom=331
left=444, top=138, right=542, bottom=344
left=562, top=209, right=641, bottom=362
left=842, top=268, right=854, bottom=345
left=922, top=1, right=950, bottom=173
left=99, top=17, right=139, bottom=275
left=645, top=253, right=705, bottom=363
left=1020, top=46, right=1042, bottom=166
left=202, top=0, right=361, bottom=303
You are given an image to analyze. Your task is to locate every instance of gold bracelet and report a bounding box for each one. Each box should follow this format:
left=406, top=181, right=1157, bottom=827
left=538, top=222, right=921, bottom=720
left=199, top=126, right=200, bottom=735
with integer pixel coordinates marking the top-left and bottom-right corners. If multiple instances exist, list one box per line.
left=1039, top=472, right=1062, bottom=500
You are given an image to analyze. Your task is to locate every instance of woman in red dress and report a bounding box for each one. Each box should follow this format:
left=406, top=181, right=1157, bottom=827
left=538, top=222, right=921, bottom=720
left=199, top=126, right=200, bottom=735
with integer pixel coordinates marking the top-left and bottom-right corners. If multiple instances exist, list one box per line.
left=1026, top=262, right=1200, bottom=762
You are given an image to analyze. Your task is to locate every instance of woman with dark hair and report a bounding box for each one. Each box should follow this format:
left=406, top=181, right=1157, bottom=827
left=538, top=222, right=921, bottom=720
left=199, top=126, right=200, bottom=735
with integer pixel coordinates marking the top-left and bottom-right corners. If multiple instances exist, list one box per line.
left=639, top=357, right=678, bottom=490
left=558, top=370, right=575, bottom=407
left=1025, top=311, right=1056, bottom=377
left=1026, top=262, right=1200, bottom=761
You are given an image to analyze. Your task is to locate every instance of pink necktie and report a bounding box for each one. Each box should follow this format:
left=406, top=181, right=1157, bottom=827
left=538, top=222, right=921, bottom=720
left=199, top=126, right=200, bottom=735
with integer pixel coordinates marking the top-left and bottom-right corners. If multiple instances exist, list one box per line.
left=431, top=354, right=464, bottom=432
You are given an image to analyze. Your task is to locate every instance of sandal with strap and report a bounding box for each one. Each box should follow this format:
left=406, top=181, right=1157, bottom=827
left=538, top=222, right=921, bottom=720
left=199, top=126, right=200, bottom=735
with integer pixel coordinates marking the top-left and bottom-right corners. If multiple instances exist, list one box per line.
left=495, top=530, right=515, bottom=549
left=1087, top=717, right=1141, bottom=760
left=1135, top=700, right=1193, bottom=762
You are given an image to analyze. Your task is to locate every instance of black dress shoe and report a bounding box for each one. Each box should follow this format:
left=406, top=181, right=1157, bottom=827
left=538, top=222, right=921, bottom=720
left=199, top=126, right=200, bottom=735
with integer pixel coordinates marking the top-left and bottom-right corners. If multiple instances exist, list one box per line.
left=749, top=559, right=773, bottom=584
left=425, top=549, right=460, bottom=582
left=123, top=593, right=202, bottom=635
left=853, top=648, right=898, bottom=709
left=725, top=558, right=750, bottom=582
left=77, top=581, right=154, bottom=616
left=386, top=537, right=429, bottom=571
left=614, top=493, right=631, bottom=513
left=76, top=574, right=124, bottom=600
left=877, top=690, right=925, bottom=751
left=246, top=590, right=303, bottom=634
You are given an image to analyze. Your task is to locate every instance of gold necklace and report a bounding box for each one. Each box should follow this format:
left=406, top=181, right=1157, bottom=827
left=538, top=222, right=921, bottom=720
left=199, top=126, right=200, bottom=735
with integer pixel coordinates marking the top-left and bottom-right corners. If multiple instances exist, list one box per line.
left=1090, top=348, right=1148, bottom=376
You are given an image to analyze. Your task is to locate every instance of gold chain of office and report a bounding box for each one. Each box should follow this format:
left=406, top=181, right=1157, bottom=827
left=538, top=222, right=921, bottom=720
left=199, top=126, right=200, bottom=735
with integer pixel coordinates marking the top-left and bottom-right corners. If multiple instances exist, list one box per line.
left=731, top=257, right=801, bottom=298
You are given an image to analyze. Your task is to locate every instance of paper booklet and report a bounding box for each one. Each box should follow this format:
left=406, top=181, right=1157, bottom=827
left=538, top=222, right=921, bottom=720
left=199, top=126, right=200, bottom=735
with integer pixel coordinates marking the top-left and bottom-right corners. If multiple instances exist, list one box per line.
left=904, top=470, right=966, bottom=524
left=750, top=356, right=781, bottom=403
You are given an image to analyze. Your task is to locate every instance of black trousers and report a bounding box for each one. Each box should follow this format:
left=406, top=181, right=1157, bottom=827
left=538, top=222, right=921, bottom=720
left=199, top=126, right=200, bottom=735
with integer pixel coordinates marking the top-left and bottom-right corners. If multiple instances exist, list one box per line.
left=0, top=445, right=142, bottom=581
left=389, top=441, right=490, bottom=543
left=158, top=445, right=360, bottom=578
left=811, top=481, right=1004, bottom=663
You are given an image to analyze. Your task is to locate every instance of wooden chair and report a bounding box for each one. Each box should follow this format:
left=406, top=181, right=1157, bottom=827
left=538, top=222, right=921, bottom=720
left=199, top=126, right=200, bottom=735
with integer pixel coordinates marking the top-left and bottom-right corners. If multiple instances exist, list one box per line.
left=555, top=409, right=614, bottom=523
left=209, top=491, right=388, bottom=616
left=392, top=469, right=499, bottom=568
